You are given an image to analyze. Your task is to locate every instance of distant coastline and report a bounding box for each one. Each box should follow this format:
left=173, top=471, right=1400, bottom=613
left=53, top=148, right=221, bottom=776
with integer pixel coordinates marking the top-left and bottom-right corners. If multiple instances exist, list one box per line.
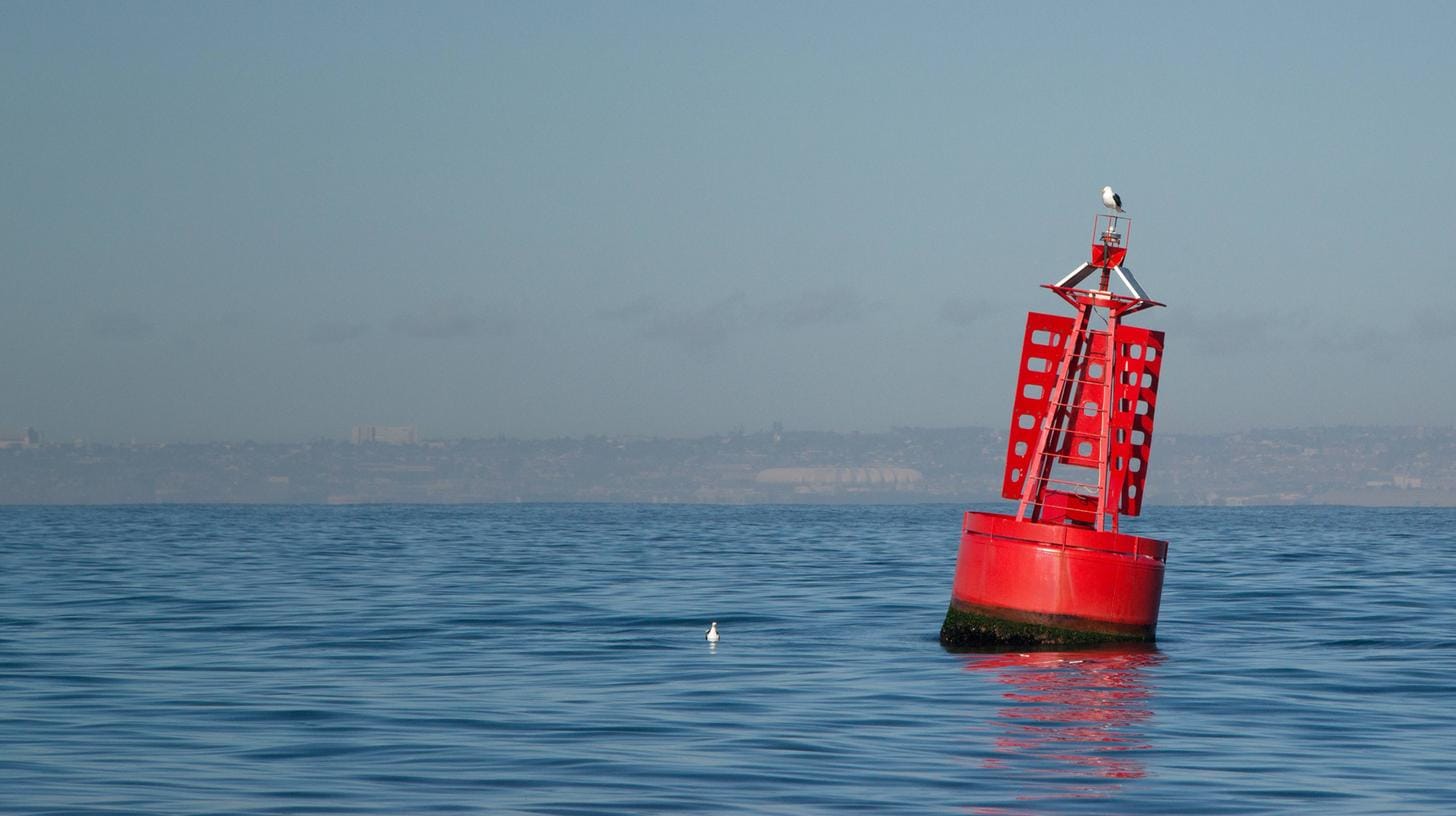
left=4, top=426, right=1454, bottom=507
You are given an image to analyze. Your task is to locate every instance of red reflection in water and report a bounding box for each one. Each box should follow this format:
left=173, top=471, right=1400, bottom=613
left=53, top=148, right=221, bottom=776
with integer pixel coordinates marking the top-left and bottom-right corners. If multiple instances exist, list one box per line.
left=964, top=646, right=1162, bottom=813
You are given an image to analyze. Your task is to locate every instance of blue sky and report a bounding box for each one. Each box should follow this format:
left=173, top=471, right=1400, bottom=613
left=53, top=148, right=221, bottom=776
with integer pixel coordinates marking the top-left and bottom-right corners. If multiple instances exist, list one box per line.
left=3, top=2, right=1453, bottom=442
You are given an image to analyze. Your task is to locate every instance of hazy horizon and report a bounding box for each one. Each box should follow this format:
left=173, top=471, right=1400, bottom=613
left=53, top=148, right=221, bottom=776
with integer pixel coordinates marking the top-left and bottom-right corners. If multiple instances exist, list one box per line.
left=10, top=421, right=1456, bottom=449
left=5, top=3, right=1454, bottom=445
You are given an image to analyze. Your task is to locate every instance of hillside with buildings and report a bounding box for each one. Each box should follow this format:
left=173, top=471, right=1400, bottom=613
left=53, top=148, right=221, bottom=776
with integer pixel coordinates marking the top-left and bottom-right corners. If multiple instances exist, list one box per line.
left=3, top=425, right=1455, bottom=506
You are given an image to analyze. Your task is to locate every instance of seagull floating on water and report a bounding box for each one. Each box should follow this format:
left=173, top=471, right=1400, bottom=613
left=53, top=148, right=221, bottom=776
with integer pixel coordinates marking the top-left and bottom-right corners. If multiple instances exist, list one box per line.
left=705, top=622, right=720, bottom=643
left=1101, top=185, right=1125, bottom=213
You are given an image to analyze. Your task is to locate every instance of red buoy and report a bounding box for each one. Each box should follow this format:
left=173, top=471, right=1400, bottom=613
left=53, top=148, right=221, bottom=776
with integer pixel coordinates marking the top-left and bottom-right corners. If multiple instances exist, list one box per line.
left=941, top=209, right=1170, bottom=647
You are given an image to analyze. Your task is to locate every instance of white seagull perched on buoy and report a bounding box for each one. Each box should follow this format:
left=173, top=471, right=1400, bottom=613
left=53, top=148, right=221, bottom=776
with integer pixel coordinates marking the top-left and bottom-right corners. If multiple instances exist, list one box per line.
left=705, top=622, right=720, bottom=643
left=1101, top=185, right=1125, bottom=213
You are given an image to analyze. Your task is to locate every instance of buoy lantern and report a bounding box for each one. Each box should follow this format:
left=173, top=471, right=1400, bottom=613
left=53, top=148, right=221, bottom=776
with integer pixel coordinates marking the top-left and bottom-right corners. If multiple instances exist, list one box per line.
left=941, top=207, right=1169, bottom=647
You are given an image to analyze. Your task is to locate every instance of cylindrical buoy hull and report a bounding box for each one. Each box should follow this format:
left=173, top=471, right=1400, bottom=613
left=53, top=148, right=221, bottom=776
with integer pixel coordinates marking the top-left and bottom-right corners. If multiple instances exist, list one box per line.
left=940, top=511, right=1167, bottom=647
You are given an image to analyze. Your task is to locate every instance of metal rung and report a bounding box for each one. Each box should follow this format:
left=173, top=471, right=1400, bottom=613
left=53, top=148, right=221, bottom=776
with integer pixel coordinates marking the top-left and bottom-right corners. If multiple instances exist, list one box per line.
left=1047, top=408, right=1105, bottom=419
left=1048, top=401, right=1104, bottom=412
left=1043, top=478, right=1097, bottom=490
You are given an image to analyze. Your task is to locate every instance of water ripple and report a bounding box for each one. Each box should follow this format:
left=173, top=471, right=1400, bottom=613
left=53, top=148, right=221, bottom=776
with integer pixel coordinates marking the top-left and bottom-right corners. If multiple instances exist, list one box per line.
left=2, top=504, right=1454, bottom=813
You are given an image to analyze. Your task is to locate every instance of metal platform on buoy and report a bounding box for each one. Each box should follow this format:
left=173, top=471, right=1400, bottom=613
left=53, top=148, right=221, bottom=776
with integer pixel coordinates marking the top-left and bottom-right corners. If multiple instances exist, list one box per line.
left=941, top=206, right=1170, bottom=648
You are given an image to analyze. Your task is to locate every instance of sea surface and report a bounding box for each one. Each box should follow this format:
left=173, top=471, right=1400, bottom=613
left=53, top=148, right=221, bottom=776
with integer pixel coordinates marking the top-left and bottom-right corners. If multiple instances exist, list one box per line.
left=2, top=504, right=1454, bottom=815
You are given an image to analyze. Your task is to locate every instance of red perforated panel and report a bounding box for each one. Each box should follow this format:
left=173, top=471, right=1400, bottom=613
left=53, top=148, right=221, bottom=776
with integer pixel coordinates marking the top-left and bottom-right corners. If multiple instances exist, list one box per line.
left=1001, top=312, right=1073, bottom=500
left=1106, top=325, right=1164, bottom=516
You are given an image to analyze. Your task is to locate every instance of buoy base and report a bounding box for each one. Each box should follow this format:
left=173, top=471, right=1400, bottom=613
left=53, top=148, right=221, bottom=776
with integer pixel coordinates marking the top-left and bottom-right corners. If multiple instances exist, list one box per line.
left=940, top=511, right=1167, bottom=649
left=940, top=600, right=1155, bottom=649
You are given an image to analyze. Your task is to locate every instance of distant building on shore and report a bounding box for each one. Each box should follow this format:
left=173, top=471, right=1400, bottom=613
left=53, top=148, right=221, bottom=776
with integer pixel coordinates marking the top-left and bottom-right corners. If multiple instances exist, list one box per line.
left=351, top=425, right=418, bottom=445
left=755, top=466, right=924, bottom=493
left=0, top=427, right=40, bottom=449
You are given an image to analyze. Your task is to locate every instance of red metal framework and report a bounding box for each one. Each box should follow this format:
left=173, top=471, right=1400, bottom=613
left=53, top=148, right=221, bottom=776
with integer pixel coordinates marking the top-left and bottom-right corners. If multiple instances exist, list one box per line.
left=999, top=215, right=1164, bottom=532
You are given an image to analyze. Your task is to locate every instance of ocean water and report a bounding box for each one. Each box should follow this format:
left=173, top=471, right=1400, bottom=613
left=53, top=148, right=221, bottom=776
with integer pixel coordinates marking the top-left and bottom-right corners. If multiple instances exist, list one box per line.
left=1, top=504, right=1454, bottom=815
